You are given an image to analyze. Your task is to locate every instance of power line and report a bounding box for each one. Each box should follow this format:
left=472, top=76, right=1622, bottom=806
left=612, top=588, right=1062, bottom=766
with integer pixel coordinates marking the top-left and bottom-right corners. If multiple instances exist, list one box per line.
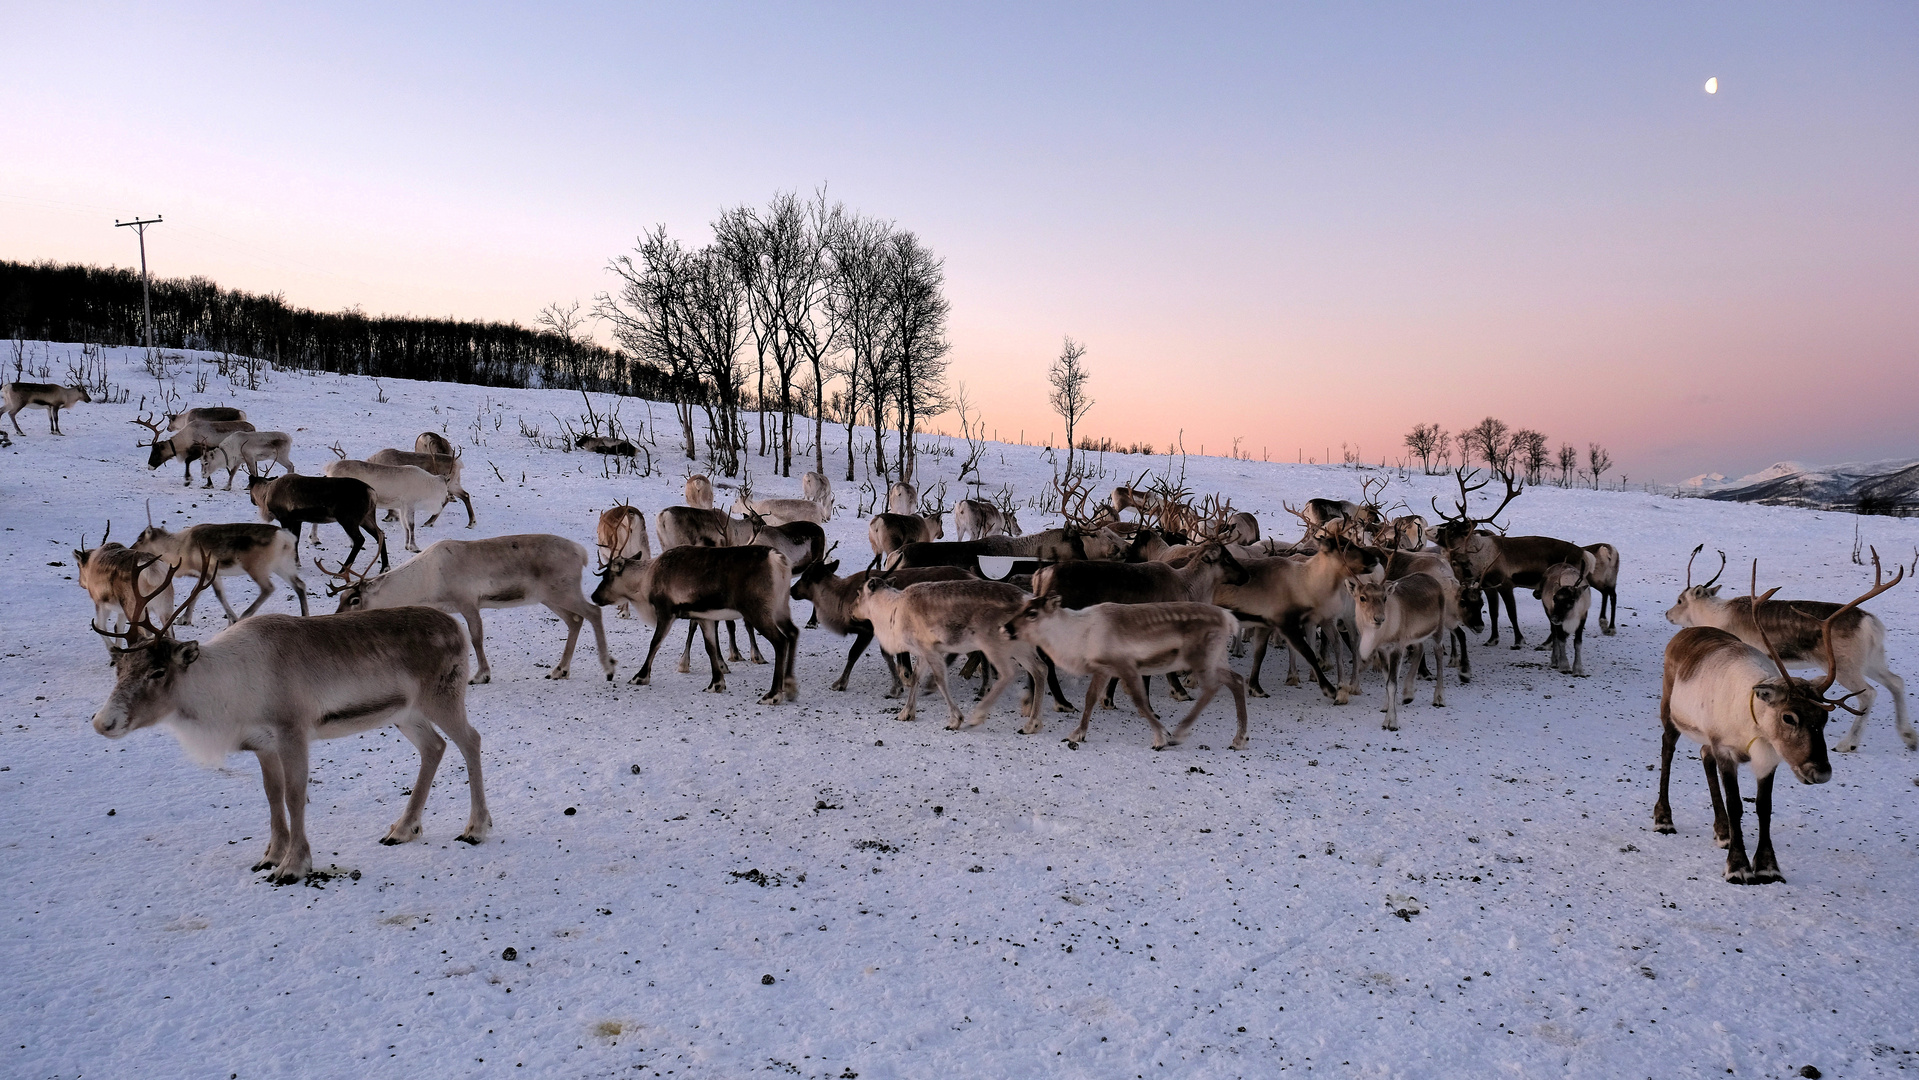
left=113, top=214, right=163, bottom=355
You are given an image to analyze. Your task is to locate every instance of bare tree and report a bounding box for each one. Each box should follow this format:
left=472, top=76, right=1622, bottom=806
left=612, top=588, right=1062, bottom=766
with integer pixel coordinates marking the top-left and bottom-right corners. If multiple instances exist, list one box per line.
left=827, top=214, right=894, bottom=482
left=1462, top=417, right=1515, bottom=480
left=597, top=227, right=702, bottom=459
left=1588, top=442, right=1613, bottom=490
left=1403, top=422, right=1443, bottom=474
left=1514, top=428, right=1550, bottom=486
left=881, top=229, right=951, bottom=485
left=1049, top=336, right=1094, bottom=479
left=1556, top=442, right=1578, bottom=487
left=535, top=300, right=588, bottom=389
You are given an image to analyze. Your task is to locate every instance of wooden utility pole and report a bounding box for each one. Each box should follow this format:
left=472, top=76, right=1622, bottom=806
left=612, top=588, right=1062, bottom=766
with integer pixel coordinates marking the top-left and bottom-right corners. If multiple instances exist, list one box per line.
left=114, top=215, right=163, bottom=356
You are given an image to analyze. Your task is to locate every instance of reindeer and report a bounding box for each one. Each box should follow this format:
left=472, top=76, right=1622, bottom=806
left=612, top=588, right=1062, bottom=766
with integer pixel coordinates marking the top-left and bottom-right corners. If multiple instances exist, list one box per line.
left=576, top=434, right=637, bottom=457
left=1354, top=569, right=1461, bottom=731
left=1655, top=558, right=1903, bottom=883
left=1430, top=469, right=1590, bottom=648
left=4, top=382, right=90, bottom=434
left=1374, top=514, right=1431, bottom=552
left=801, top=471, right=834, bottom=520
left=134, top=410, right=256, bottom=485
left=684, top=474, right=716, bottom=509
left=955, top=498, right=1021, bottom=542
left=596, top=504, right=651, bottom=617
left=886, top=480, right=919, bottom=517
left=331, top=534, right=614, bottom=684
left=1029, top=541, right=1249, bottom=711
left=90, top=591, right=488, bottom=884
left=1583, top=542, right=1621, bottom=634
left=202, top=430, right=297, bottom=490
left=852, top=577, right=1042, bottom=730
left=73, top=523, right=175, bottom=655
left=248, top=474, right=389, bottom=573
left=731, top=494, right=825, bottom=526
left=1667, top=546, right=1911, bottom=752
left=134, top=520, right=310, bottom=624
left=868, top=511, right=946, bottom=569
left=592, top=545, right=799, bottom=704
left=789, top=559, right=974, bottom=693
left=1002, top=597, right=1248, bottom=750
left=1534, top=562, right=1592, bottom=677
left=415, top=431, right=454, bottom=455
left=322, top=458, right=449, bottom=553
left=1214, top=536, right=1380, bottom=701
left=367, top=447, right=475, bottom=527
left=169, top=406, right=247, bottom=430
left=1109, top=479, right=1165, bottom=522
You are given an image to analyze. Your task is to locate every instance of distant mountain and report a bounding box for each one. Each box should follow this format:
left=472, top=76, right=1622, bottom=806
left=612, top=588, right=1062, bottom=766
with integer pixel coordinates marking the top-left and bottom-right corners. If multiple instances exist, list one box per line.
left=1699, top=457, right=1919, bottom=513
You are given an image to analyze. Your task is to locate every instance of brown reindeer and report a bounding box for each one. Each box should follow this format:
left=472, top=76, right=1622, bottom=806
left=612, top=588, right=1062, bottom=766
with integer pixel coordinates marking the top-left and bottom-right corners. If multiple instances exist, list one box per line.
left=4, top=382, right=91, bottom=434
left=1656, top=557, right=1902, bottom=883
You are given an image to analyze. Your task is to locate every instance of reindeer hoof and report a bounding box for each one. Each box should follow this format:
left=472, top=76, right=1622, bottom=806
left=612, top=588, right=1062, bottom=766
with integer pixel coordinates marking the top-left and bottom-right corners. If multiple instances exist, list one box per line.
left=1903, top=733, right=1919, bottom=751
left=703, top=682, right=726, bottom=694
left=545, top=668, right=571, bottom=680
left=469, top=673, right=491, bottom=685
left=251, top=858, right=277, bottom=872
left=456, top=832, right=483, bottom=845
left=1230, top=738, right=1248, bottom=751
left=1654, top=822, right=1676, bottom=835
left=628, top=672, right=650, bottom=686
left=1833, top=741, right=1859, bottom=753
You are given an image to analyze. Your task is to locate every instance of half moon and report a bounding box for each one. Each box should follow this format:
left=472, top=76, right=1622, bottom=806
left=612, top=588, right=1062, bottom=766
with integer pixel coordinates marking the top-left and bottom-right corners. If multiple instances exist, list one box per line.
left=1705, top=77, right=1718, bottom=94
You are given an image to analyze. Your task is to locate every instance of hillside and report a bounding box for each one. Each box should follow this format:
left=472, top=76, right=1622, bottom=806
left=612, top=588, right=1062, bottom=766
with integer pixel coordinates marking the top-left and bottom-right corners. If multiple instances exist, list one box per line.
left=4, top=343, right=1917, bottom=1078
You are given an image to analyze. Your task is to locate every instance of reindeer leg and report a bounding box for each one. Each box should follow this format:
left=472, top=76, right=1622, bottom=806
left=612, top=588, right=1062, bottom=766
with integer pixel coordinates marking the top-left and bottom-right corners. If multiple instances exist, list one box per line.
left=700, top=620, right=728, bottom=693
left=1245, top=625, right=1271, bottom=697
left=1452, top=627, right=1472, bottom=683
left=1702, top=750, right=1730, bottom=848
left=383, top=714, right=445, bottom=845
left=1867, top=662, right=1913, bottom=750
left=1381, top=650, right=1401, bottom=731
left=1280, top=614, right=1340, bottom=701
left=1042, top=649, right=1074, bottom=712
left=460, top=605, right=491, bottom=684
left=1168, top=665, right=1226, bottom=748
left=266, top=739, right=313, bottom=884
left=1654, top=713, right=1680, bottom=834
left=679, top=621, right=697, bottom=674
left=289, top=567, right=309, bottom=617
left=1167, top=671, right=1191, bottom=702
left=251, top=749, right=291, bottom=871
left=1117, top=668, right=1171, bottom=749
left=239, top=568, right=277, bottom=620
left=1430, top=630, right=1446, bottom=707
left=832, top=628, right=872, bottom=692
left=459, top=491, right=476, bottom=528
left=1832, top=669, right=1881, bottom=753
left=1717, top=759, right=1755, bottom=883
left=1066, top=676, right=1101, bottom=744
left=897, top=648, right=926, bottom=723
left=546, top=606, right=583, bottom=679
left=426, top=691, right=489, bottom=844
left=633, top=615, right=673, bottom=685
left=744, top=623, right=767, bottom=665
left=1750, top=770, right=1782, bottom=883
left=725, top=621, right=746, bottom=664
left=1571, top=616, right=1588, bottom=677
left=1502, top=585, right=1524, bottom=649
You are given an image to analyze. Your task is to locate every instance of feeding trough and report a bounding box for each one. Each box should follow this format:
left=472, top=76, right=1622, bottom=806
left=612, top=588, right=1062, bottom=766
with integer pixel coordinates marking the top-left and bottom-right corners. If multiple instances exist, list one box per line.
left=976, top=555, right=1038, bottom=580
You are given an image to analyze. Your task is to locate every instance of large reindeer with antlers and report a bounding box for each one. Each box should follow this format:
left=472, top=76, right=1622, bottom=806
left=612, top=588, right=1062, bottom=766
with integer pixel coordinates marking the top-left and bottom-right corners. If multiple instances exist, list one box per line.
left=1656, top=556, right=1903, bottom=883
left=1430, top=468, right=1590, bottom=648
left=1667, top=546, right=1912, bottom=752
left=1285, top=477, right=1387, bottom=544
left=89, top=569, right=489, bottom=884
left=134, top=408, right=256, bottom=486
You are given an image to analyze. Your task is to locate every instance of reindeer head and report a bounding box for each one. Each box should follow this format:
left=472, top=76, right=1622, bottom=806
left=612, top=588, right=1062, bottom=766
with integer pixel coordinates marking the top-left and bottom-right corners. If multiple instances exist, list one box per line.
left=1746, top=554, right=1904, bottom=784
left=1000, top=593, right=1066, bottom=642
left=90, top=561, right=214, bottom=737
left=1665, top=544, right=1728, bottom=625
left=1431, top=468, right=1520, bottom=550
left=1533, top=563, right=1589, bottom=624
left=789, top=558, right=841, bottom=603
left=321, top=555, right=380, bottom=609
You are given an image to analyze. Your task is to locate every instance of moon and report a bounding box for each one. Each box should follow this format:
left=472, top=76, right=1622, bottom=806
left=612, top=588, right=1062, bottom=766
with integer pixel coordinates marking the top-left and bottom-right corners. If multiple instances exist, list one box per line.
left=1704, top=77, right=1718, bottom=94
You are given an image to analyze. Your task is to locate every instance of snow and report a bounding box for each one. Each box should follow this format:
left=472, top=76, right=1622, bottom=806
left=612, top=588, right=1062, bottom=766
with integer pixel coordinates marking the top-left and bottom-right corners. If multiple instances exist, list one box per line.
left=5, top=343, right=1918, bottom=1078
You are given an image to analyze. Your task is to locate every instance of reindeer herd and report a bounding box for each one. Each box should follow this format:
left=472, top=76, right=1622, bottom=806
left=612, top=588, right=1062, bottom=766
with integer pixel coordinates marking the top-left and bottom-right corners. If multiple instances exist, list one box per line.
left=13, top=378, right=1907, bottom=889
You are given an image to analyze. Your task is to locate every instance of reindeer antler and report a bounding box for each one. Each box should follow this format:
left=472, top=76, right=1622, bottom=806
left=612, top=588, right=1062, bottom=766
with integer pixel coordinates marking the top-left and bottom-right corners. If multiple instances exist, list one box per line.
left=1684, top=544, right=1727, bottom=589
left=315, top=553, right=376, bottom=595
left=1748, top=561, right=1795, bottom=686
left=1816, top=547, right=1905, bottom=705
left=129, top=409, right=165, bottom=445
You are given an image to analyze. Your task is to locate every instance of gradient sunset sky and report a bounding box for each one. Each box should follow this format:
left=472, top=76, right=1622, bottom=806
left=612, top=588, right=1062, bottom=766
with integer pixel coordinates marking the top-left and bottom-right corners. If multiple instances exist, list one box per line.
left=5, top=3, right=1914, bottom=481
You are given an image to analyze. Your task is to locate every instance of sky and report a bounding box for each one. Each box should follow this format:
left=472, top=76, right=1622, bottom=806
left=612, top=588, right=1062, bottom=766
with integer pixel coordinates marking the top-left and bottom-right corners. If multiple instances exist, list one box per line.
left=3, top=2, right=1915, bottom=482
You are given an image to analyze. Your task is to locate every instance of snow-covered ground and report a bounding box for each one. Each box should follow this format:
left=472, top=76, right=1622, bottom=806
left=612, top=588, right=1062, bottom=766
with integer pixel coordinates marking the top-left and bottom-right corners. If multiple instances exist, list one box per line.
left=4, top=344, right=1917, bottom=1079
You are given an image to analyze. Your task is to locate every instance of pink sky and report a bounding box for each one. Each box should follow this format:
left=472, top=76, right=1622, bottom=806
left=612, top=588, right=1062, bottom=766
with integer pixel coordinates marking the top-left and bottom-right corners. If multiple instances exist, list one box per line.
left=5, top=4, right=1914, bottom=481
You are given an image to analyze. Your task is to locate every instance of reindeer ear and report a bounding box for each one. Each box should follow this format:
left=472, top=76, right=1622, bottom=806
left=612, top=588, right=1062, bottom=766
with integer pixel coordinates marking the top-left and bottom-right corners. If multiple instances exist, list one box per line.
left=1752, top=682, right=1786, bottom=705
left=1703, top=585, right=1721, bottom=597
left=177, top=642, right=201, bottom=667
left=1531, top=585, right=1545, bottom=599
left=824, top=560, right=840, bottom=575
left=74, top=549, right=88, bottom=566
left=1043, top=594, right=1064, bottom=612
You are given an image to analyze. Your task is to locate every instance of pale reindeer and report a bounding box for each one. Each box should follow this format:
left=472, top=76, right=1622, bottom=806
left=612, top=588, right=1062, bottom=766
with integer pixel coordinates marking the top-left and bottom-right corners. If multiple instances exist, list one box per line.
left=367, top=447, right=475, bottom=528
left=853, top=577, right=1042, bottom=731
left=1666, top=546, right=1911, bottom=752
left=202, top=430, right=297, bottom=490
left=169, top=406, right=246, bottom=431
left=1353, top=571, right=1460, bottom=731
left=802, top=471, right=834, bottom=520
left=330, top=534, right=614, bottom=684
left=1001, top=596, right=1249, bottom=750
left=89, top=590, right=488, bottom=885
left=134, top=410, right=256, bottom=486
left=684, top=474, right=716, bottom=510
left=322, top=458, right=450, bottom=553
left=886, top=480, right=919, bottom=517
left=1655, top=558, right=1903, bottom=883
left=415, top=431, right=454, bottom=456
left=4, top=382, right=90, bottom=434
left=954, top=498, right=1021, bottom=542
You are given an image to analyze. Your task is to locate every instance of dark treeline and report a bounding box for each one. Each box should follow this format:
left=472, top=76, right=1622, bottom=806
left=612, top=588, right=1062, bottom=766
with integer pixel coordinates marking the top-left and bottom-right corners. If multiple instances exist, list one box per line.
left=0, top=259, right=701, bottom=401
